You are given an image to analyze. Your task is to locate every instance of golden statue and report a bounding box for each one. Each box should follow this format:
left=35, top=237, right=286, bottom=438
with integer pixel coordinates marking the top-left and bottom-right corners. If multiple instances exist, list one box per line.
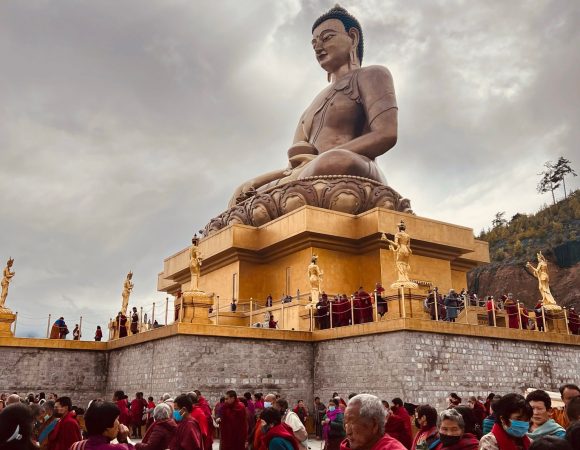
left=382, top=221, right=417, bottom=289
left=307, top=255, right=323, bottom=305
left=0, top=257, right=15, bottom=310
left=121, top=271, right=134, bottom=316
left=189, top=234, right=203, bottom=291
left=526, top=252, right=560, bottom=310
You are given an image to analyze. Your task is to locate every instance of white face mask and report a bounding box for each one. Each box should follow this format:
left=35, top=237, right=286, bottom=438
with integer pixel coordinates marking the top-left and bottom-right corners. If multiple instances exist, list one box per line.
left=264, top=401, right=272, bottom=408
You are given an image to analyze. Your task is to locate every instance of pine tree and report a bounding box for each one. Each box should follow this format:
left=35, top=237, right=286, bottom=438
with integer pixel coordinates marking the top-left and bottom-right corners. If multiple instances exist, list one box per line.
left=551, top=157, right=577, bottom=198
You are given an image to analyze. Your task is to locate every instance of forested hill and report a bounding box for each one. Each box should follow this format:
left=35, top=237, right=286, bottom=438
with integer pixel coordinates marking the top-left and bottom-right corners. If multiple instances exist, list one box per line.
left=467, top=190, right=580, bottom=309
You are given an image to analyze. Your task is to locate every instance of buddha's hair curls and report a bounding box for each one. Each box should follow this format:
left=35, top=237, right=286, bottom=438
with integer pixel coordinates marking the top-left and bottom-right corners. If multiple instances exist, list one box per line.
left=312, top=5, right=364, bottom=64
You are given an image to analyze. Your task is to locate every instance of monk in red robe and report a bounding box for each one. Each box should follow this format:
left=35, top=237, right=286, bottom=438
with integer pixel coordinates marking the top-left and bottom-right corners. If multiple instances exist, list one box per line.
left=503, top=296, right=519, bottom=329
left=47, top=397, right=82, bottom=450
left=390, top=399, right=412, bottom=447
left=171, top=394, right=203, bottom=450
left=113, top=391, right=131, bottom=427
left=569, top=307, right=580, bottom=335
left=194, top=390, right=215, bottom=450
left=383, top=401, right=412, bottom=449
left=358, top=288, right=374, bottom=323
left=130, top=392, right=148, bottom=438
left=339, top=295, right=351, bottom=326
left=220, top=390, right=247, bottom=450
left=353, top=293, right=363, bottom=325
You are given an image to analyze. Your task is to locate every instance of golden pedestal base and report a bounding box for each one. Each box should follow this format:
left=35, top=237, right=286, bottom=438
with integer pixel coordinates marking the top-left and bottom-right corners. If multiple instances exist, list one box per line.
left=0, top=310, right=16, bottom=337
left=177, top=290, right=213, bottom=324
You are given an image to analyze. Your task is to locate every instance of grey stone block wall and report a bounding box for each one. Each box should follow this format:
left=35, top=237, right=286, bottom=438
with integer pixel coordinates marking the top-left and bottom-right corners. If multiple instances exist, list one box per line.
left=106, top=335, right=314, bottom=406
left=0, top=348, right=107, bottom=407
left=313, top=331, right=580, bottom=410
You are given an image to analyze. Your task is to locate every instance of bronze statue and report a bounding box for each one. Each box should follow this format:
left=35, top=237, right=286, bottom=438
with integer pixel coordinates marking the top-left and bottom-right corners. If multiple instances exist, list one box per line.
left=121, top=271, right=133, bottom=316
left=230, top=5, right=397, bottom=206
left=0, top=257, right=15, bottom=309
left=526, top=252, right=560, bottom=310
left=189, top=234, right=203, bottom=291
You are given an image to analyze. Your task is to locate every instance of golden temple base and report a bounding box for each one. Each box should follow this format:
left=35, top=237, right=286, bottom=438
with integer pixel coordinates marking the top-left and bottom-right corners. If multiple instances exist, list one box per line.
left=0, top=310, right=16, bottom=337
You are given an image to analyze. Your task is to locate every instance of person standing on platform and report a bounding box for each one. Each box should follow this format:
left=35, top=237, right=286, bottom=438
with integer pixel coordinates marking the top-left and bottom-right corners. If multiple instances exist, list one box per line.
left=486, top=297, right=497, bottom=326
left=171, top=394, right=203, bottom=450
left=130, top=307, right=139, bottom=335
left=342, top=394, right=406, bottom=450
left=266, top=295, right=273, bottom=307
left=117, top=312, right=128, bottom=338
left=72, top=325, right=80, bottom=341
left=568, top=307, right=579, bottom=335
left=375, top=283, right=388, bottom=319
left=534, top=301, right=545, bottom=332
left=94, top=326, right=103, bottom=341
left=316, top=293, right=330, bottom=330
left=47, top=397, right=82, bottom=450
left=219, top=390, right=247, bottom=450
left=444, top=290, right=459, bottom=323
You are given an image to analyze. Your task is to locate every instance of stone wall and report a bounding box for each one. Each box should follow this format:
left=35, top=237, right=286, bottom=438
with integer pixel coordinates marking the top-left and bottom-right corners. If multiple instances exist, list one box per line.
left=106, top=335, right=314, bottom=406
left=0, top=347, right=107, bottom=405
left=313, top=331, right=580, bottom=410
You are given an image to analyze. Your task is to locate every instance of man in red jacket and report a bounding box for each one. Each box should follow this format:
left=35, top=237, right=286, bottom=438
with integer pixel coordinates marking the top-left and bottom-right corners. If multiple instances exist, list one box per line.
left=219, top=390, right=247, bottom=450
left=170, top=394, right=203, bottom=450
left=47, top=396, right=82, bottom=450
left=390, top=398, right=412, bottom=446
left=341, top=394, right=406, bottom=450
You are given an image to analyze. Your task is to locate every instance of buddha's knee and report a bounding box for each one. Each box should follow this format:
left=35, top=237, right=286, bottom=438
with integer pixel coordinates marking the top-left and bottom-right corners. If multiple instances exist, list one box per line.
left=299, top=149, right=371, bottom=178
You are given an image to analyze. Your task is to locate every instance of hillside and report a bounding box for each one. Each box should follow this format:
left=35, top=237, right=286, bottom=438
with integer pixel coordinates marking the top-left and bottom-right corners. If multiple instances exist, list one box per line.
left=467, top=190, right=580, bottom=309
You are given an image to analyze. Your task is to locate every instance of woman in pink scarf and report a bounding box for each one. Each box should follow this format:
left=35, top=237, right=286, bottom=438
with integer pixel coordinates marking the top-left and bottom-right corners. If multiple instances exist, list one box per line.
left=322, top=399, right=345, bottom=450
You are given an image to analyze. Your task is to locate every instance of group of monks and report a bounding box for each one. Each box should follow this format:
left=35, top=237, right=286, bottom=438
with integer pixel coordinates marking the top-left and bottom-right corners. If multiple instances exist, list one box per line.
left=315, top=286, right=386, bottom=330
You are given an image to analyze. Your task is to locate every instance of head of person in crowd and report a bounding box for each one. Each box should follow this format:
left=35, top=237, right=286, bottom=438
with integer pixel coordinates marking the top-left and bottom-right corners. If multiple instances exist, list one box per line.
left=254, top=393, right=262, bottom=402
left=244, top=392, right=252, bottom=402
left=153, top=403, right=172, bottom=422
left=467, top=396, right=479, bottom=408
left=560, top=384, right=580, bottom=410
left=25, top=394, right=35, bottom=405
left=348, top=393, right=358, bottom=400
left=328, top=397, right=340, bottom=413
left=566, top=421, right=580, bottom=449
left=54, top=397, right=72, bottom=418
left=161, top=393, right=171, bottom=402
left=415, top=405, right=438, bottom=431
left=493, top=393, right=532, bottom=438
left=225, top=390, right=238, bottom=405
left=0, top=403, right=36, bottom=450
left=567, top=397, right=580, bottom=423
left=391, top=397, right=404, bottom=412
left=487, top=393, right=495, bottom=402
left=453, top=405, right=480, bottom=438
left=84, top=400, right=126, bottom=442
left=332, top=392, right=339, bottom=398
left=526, top=389, right=554, bottom=428
left=528, top=435, right=572, bottom=450
left=264, top=393, right=277, bottom=409
left=448, top=393, right=461, bottom=407
left=6, top=395, right=20, bottom=406
left=438, top=409, right=478, bottom=448
left=314, top=397, right=322, bottom=406
left=343, top=394, right=386, bottom=450
left=260, top=407, right=282, bottom=433
left=112, top=391, right=125, bottom=402
left=43, top=401, right=55, bottom=421
left=275, top=398, right=289, bottom=415
left=239, top=397, right=248, bottom=407
left=173, top=394, right=193, bottom=422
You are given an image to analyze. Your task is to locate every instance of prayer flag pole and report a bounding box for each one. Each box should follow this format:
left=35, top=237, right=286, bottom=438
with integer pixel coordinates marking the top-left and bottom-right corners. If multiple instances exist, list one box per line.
left=46, top=314, right=51, bottom=338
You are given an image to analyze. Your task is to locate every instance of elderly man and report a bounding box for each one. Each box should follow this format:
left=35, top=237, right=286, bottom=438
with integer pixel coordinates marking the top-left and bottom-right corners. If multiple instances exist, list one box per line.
left=136, top=403, right=177, bottom=450
left=526, top=390, right=566, bottom=439
left=340, top=394, right=406, bottom=450
left=553, top=384, right=580, bottom=429
left=6, top=394, right=21, bottom=405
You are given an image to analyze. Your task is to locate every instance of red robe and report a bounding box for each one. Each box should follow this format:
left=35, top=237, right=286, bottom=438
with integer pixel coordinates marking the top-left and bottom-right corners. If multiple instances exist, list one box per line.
left=569, top=309, right=580, bottom=334
left=191, top=406, right=210, bottom=450
left=170, top=416, right=203, bottom=450
left=263, top=423, right=299, bottom=450
left=504, top=300, right=519, bottom=329
left=196, top=397, right=214, bottom=450
left=432, top=433, right=479, bottom=450
left=47, top=411, right=82, bottom=450
left=391, top=407, right=412, bottom=448
left=384, top=413, right=412, bottom=449
left=360, top=291, right=373, bottom=323
left=117, top=399, right=131, bottom=426
left=220, top=399, right=248, bottom=450
left=136, top=419, right=177, bottom=450
left=131, top=397, right=148, bottom=426
left=353, top=296, right=363, bottom=324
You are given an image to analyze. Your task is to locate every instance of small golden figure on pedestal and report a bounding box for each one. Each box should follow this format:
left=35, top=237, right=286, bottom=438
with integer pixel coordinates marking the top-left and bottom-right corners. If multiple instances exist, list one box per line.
left=382, top=221, right=417, bottom=289
left=526, top=251, right=560, bottom=311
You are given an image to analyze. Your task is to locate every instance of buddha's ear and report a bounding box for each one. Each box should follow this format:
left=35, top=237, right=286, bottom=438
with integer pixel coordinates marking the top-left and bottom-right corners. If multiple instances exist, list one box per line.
left=348, top=27, right=360, bottom=50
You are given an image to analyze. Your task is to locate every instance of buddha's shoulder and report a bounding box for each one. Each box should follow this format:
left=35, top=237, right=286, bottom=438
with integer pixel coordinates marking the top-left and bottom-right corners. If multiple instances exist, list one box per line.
left=357, top=65, right=394, bottom=83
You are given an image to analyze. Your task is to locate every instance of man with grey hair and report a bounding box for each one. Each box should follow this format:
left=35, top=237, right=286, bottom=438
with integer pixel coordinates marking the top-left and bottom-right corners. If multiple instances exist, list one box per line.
left=343, top=394, right=406, bottom=450
left=136, top=403, right=177, bottom=450
left=6, top=394, right=21, bottom=405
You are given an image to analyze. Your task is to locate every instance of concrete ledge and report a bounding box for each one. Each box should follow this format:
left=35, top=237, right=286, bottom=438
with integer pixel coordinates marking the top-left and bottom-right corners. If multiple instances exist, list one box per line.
left=0, top=336, right=107, bottom=351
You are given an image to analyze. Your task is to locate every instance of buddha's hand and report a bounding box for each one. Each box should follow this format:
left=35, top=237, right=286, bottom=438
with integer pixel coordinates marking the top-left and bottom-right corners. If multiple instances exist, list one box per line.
left=284, top=154, right=317, bottom=174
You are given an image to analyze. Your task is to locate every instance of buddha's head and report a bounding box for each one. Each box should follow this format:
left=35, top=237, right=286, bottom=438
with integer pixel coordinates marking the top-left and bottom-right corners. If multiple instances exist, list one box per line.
left=312, top=5, right=364, bottom=75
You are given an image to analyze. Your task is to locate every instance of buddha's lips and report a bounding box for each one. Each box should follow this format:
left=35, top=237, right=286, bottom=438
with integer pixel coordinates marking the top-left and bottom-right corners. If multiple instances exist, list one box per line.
left=316, top=52, right=328, bottom=61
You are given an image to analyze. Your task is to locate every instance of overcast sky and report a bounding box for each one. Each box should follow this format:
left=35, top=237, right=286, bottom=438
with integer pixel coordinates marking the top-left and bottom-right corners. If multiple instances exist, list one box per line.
left=1, top=0, right=578, bottom=338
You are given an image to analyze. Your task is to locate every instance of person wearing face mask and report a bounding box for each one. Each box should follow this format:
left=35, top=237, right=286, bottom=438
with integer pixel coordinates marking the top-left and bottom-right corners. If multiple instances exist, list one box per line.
left=323, top=398, right=345, bottom=450
left=47, top=397, right=82, bottom=450
left=38, top=401, right=57, bottom=449
left=170, top=394, right=203, bottom=450
left=74, top=401, right=132, bottom=450
left=251, top=394, right=278, bottom=450
left=479, top=393, right=532, bottom=450
left=411, top=405, right=438, bottom=450
left=432, top=409, right=478, bottom=450
left=260, top=408, right=300, bottom=450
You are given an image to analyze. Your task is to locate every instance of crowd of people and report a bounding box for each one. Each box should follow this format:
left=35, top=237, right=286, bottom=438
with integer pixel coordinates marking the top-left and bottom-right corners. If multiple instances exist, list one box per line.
left=1, top=383, right=579, bottom=450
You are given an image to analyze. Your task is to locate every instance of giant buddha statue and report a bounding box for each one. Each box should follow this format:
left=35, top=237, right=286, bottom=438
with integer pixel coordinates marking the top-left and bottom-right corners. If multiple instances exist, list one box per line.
left=205, top=5, right=411, bottom=236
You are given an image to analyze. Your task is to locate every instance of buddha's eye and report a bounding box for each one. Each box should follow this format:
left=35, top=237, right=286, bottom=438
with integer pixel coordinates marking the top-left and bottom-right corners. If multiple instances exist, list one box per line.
left=323, top=34, right=334, bottom=42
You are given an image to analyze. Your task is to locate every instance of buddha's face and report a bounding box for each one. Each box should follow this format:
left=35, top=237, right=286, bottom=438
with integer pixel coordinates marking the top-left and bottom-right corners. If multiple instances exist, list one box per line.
left=312, top=19, right=355, bottom=73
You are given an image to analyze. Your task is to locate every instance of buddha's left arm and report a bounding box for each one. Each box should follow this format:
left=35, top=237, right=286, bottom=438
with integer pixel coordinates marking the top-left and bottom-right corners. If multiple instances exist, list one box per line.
left=337, top=66, right=398, bottom=159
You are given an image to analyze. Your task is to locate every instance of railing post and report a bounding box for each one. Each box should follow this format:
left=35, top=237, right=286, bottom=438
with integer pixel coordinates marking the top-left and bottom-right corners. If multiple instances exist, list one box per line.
left=400, top=288, right=406, bottom=319
left=79, top=316, right=83, bottom=340
left=434, top=290, right=439, bottom=321
left=250, top=299, right=253, bottom=327
left=517, top=302, right=523, bottom=330
left=108, top=318, right=112, bottom=340
left=350, top=296, right=355, bottom=326
left=281, top=302, right=285, bottom=329
left=492, top=299, right=497, bottom=327
left=373, top=291, right=378, bottom=322
left=542, top=305, right=547, bottom=333
left=329, top=301, right=333, bottom=329
left=46, top=314, right=52, bottom=338
left=13, top=312, right=18, bottom=335
left=165, top=297, right=169, bottom=325
left=310, top=306, right=314, bottom=331
left=180, top=297, right=184, bottom=323
left=152, top=302, right=156, bottom=328
left=216, top=295, right=220, bottom=325
left=563, top=308, right=570, bottom=335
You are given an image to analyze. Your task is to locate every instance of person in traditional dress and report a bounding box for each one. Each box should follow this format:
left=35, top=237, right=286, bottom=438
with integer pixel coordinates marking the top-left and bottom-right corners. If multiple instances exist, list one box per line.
left=260, top=407, right=300, bottom=450
left=130, top=392, right=147, bottom=439
left=219, top=390, right=247, bottom=450
left=47, top=397, right=82, bottom=450
left=553, top=384, right=580, bottom=430
left=391, top=398, right=413, bottom=445
left=50, top=317, right=66, bottom=339
left=444, top=290, right=459, bottom=323
left=339, top=294, right=351, bottom=326
left=137, top=403, right=176, bottom=450
left=130, top=307, right=139, bottom=335
left=316, top=293, right=330, bottom=330
left=433, top=409, right=479, bottom=450
left=113, top=391, right=131, bottom=428
left=116, top=312, right=128, bottom=338
left=322, top=398, right=344, bottom=450
left=72, top=325, right=80, bottom=341
left=375, top=283, right=388, bottom=319
left=382, top=400, right=412, bottom=449
left=534, top=301, right=545, bottom=331
left=170, top=394, right=203, bottom=450
left=94, top=326, right=103, bottom=341
left=293, top=400, right=308, bottom=425
left=266, top=295, right=273, bottom=307
left=193, top=390, right=214, bottom=450
left=525, top=390, right=566, bottom=440
left=502, top=295, right=519, bottom=329
left=411, top=405, right=438, bottom=450
left=479, top=393, right=532, bottom=450
left=352, top=292, right=363, bottom=325
left=79, top=400, right=132, bottom=450
left=486, top=296, right=497, bottom=326
left=357, top=287, right=373, bottom=323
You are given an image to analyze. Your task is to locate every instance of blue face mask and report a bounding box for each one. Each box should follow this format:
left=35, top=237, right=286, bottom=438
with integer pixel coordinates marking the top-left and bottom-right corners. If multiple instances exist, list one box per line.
left=504, top=419, right=529, bottom=437
left=328, top=406, right=336, bottom=412
left=264, top=401, right=272, bottom=408
left=173, top=410, right=184, bottom=422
